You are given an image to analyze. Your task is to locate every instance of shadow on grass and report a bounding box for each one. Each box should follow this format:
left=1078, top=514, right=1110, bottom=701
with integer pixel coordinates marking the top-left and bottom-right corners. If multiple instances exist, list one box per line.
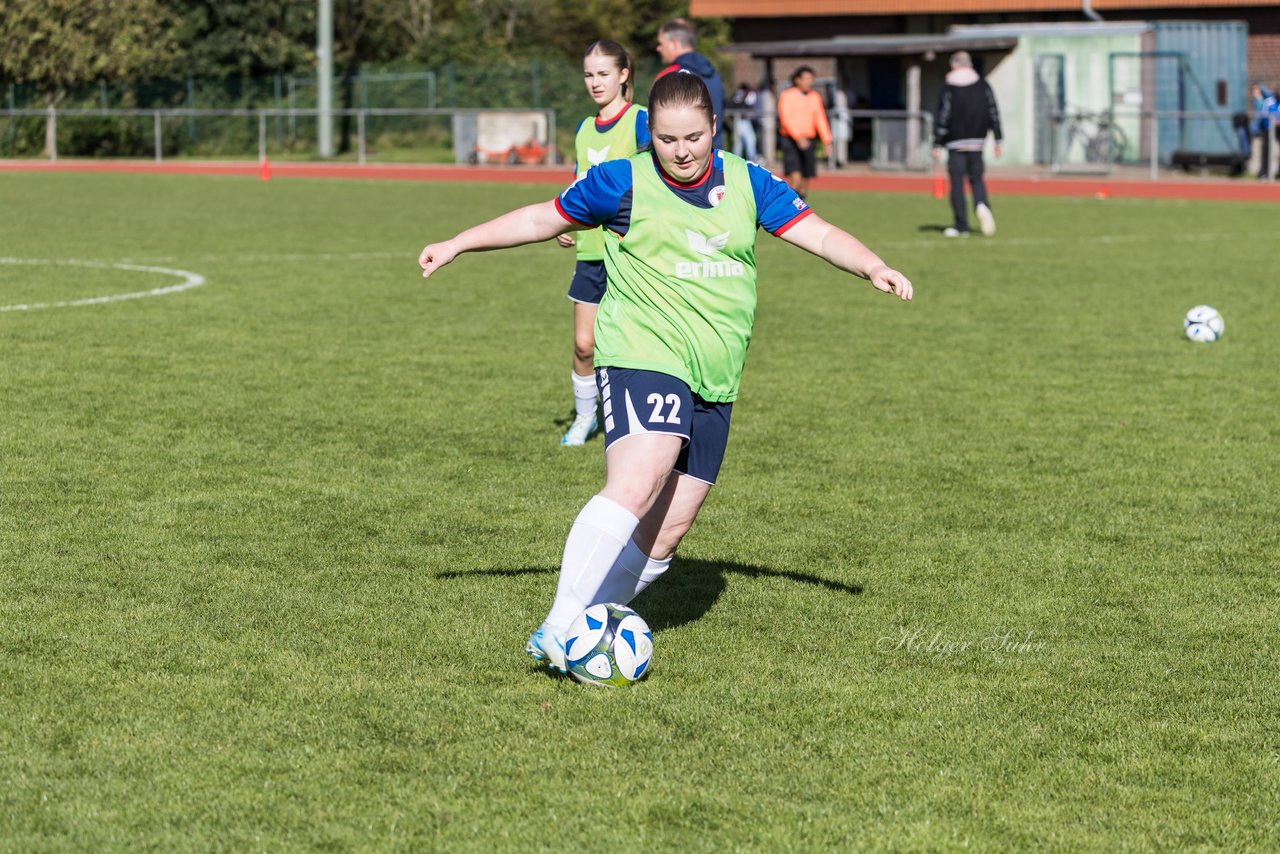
left=917, top=224, right=949, bottom=233
left=435, top=559, right=862, bottom=632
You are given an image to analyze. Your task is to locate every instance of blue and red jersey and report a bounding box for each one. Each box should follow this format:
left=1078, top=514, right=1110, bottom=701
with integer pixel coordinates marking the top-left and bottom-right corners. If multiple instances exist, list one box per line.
left=556, top=150, right=812, bottom=238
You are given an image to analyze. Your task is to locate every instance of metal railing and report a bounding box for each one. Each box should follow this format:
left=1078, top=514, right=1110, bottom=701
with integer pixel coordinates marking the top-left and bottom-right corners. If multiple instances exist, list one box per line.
left=0, top=106, right=558, bottom=166
left=723, top=108, right=934, bottom=172
left=1048, top=109, right=1267, bottom=179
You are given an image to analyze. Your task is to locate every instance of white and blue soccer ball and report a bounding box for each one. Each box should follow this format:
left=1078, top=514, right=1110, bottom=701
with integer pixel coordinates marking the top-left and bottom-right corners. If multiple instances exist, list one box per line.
left=1184, top=305, right=1224, bottom=343
left=564, top=603, right=653, bottom=687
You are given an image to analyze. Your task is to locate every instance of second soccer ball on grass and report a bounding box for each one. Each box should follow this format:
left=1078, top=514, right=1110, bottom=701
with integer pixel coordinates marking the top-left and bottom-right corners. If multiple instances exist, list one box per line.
left=1184, top=304, right=1225, bottom=343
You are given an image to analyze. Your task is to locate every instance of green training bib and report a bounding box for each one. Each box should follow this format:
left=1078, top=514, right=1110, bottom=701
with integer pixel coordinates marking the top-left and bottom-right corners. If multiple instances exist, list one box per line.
left=573, top=105, right=645, bottom=261
left=596, top=151, right=758, bottom=402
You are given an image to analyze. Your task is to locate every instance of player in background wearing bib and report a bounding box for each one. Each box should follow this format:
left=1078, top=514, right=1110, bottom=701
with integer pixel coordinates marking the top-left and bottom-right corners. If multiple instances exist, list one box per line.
left=419, top=74, right=912, bottom=675
left=557, top=40, right=651, bottom=447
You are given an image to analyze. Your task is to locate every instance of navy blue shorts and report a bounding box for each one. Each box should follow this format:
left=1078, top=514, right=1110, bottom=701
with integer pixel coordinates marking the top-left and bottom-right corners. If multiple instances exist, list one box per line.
left=596, top=367, right=733, bottom=485
left=567, top=260, right=607, bottom=305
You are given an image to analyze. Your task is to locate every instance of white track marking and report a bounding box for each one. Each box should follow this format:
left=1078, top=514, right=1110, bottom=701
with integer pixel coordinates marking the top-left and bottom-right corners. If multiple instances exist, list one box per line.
left=0, top=258, right=206, bottom=313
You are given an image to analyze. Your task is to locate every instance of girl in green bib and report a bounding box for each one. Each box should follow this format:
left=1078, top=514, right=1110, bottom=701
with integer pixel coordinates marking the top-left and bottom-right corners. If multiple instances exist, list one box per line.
left=557, top=40, right=650, bottom=447
left=419, top=73, right=912, bottom=676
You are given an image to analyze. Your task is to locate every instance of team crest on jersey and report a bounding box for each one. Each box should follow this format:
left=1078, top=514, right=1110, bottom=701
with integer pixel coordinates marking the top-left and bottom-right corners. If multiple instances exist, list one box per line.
left=587, top=145, right=611, bottom=165
left=793, top=197, right=807, bottom=210
left=707, top=184, right=726, bottom=207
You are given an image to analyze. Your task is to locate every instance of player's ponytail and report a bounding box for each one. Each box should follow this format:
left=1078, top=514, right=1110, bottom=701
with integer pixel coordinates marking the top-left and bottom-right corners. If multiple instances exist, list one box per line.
left=584, top=40, right=634, bottom=102
left=647, top=69, right=714, bottom=127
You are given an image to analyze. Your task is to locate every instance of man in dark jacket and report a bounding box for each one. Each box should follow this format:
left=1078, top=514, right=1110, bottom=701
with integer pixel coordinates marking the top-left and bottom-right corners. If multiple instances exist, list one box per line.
left=656, top=18, right=726, bottom=150
left=933, top=51, right=1003, bottom=237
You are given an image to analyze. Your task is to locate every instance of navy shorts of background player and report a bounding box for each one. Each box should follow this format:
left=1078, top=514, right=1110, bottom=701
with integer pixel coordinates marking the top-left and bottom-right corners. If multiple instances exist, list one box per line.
left=596, top=367, right=732, bottom=485
left=567, top=258, right=608, bottom=305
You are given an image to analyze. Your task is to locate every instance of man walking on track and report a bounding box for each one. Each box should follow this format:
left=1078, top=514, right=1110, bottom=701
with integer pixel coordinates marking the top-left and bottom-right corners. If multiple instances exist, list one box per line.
left=933, top=51, right=1002, bottom=238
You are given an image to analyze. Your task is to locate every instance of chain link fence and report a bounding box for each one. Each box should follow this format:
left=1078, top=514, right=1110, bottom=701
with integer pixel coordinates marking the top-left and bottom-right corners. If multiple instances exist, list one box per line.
left=1, top=58, right=664, bottom=162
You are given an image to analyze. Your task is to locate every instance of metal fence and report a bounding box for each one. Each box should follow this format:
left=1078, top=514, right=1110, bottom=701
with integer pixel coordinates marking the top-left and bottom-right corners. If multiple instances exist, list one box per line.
left=0, top=60, right=660, bottom=161
left=724, top=108, right=934, bottom=172
left=0, top=107, right=558, bottom=165
left=1049, top=109, right=1269, bottom=178
left=5, top=104, right=941, bottom=172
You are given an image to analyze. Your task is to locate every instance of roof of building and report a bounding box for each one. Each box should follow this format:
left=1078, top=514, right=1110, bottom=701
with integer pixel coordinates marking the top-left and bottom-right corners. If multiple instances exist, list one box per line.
left=722, top=32, right=1018, bottom=57
left=692, top=0, right=1272, bottom=16
left=723, top=22, right=1165, bottom=57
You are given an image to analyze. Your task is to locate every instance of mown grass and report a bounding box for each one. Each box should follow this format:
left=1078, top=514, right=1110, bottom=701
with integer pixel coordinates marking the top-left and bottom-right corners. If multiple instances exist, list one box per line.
left=0, top=171, right=1276, bottom=851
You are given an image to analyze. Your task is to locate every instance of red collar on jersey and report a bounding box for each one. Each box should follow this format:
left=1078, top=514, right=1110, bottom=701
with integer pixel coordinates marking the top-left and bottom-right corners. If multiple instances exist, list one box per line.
left=596, top=102, right=633, bottom=127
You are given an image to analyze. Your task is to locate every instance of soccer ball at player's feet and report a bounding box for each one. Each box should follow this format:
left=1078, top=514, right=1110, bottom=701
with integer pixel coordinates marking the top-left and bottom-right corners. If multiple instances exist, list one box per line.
left=1184, top=305, right=1224, bottom=343
left=564, top=603, right=653, bottom=687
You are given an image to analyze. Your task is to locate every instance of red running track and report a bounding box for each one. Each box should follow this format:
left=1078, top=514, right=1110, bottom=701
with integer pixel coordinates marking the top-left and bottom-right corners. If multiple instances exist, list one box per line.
left=3, top=158, right=1279, bottom=203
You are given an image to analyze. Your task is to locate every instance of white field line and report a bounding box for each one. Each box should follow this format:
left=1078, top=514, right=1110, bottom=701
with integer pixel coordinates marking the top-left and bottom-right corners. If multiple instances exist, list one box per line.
left=874, top=230, right=1267, bottom=252
left=122, top=231, right=1263, bottom=264
left=11, top=227, right=1258, bottom=289
left=0, top=258, right=206, bottom=313
left=117, top=250, right=411, bottom=265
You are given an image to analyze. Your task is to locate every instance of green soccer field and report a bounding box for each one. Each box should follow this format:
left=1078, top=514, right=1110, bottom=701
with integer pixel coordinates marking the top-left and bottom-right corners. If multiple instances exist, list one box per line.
left=2, top=171, right=1277, bottom=850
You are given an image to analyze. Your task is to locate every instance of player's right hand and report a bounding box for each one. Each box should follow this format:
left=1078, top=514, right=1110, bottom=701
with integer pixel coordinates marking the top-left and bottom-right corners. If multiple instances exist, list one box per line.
left=419, top=241, right=458, bottom=279
left=556, top=234, right=576, bottom=248
left=868, top=265, right=913, bottom=301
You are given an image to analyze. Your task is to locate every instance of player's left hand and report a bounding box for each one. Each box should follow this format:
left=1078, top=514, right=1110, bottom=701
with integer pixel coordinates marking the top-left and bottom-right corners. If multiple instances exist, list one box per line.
left=419, top=240, right=458, bottom=279
left=556, top=234, right=576, bottom=248
left=867, top=264, right=913, bottom=301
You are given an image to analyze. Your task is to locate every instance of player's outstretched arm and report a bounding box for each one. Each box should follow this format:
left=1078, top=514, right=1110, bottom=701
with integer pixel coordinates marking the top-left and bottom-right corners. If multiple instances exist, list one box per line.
left=419, top=200, right=580, bottom=279
left=778, top=213, right=913, bottom=301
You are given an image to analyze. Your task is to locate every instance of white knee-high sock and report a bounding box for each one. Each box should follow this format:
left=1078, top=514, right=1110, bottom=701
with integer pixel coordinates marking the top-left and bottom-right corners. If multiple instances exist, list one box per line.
left=544, top=495, right=639, bottom=630
left=572, top=371, right=597, bottom=418
left=592, top=538, right=673, bottom=608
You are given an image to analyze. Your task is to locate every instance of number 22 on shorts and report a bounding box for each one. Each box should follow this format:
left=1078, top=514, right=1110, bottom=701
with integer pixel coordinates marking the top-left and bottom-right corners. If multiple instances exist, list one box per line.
left=646, top=393, right=682, bottom=425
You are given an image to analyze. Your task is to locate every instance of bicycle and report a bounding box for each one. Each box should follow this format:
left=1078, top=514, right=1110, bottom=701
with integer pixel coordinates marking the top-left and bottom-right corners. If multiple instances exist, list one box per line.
left=1062, top=111, right=1128, bottom=163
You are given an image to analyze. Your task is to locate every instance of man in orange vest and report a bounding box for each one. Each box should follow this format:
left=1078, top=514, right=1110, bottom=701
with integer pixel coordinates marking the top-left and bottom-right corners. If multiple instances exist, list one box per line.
left=777, top=66, right=832, bottom=200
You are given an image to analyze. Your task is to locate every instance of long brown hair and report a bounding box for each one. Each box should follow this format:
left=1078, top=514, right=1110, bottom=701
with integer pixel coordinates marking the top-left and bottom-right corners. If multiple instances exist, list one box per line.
left=584, top=40, right=634, bottom=102
left=647, top=71, right=714, bottom=127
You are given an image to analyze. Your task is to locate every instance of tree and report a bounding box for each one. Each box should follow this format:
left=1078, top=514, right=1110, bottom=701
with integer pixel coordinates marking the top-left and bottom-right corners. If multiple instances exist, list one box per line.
left=166, top=1, right=317, bottom=80
left=0, top=0, right=180, bottom=155
left=332, top=0, right=412, bottom=152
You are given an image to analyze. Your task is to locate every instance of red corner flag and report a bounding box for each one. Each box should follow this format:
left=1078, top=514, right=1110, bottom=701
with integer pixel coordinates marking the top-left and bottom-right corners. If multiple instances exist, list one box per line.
left=259, top=157, right=272, bottom=182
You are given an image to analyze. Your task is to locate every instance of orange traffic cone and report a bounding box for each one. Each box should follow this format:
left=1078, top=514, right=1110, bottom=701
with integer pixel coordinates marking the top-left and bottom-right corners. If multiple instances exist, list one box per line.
left=932, top=168, right=945, bottom=199
left=259, top=156, right=272, bottom=182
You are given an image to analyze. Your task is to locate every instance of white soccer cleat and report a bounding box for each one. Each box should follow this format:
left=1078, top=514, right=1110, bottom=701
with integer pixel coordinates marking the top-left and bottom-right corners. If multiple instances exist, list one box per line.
left=943, top=227, right=969, bottom=238
left=525, top=624, right=567, bottom=673
left=975, top=203, right=996, bottom=236
left=560, top=412, right=598, bottom=447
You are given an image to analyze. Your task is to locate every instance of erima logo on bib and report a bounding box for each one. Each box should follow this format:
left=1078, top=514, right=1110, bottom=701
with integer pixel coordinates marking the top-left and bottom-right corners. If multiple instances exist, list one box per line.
left=587, top=145, right=611, bottom=165
left=677, top=229, right=744, bottom=279
left=686, top=229, right=729, bottom=256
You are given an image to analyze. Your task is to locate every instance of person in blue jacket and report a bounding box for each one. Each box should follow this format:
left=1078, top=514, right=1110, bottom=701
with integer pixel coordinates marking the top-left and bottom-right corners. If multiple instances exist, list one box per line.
left=655, top=17, right=726, bottom=151
left=1250, top=83, right=1278, bottom=180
